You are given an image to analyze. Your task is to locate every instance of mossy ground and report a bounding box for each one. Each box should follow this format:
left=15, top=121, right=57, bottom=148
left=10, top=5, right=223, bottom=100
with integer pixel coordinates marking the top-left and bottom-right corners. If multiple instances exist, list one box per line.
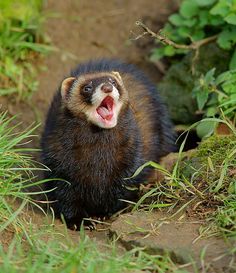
left=141, top=133, right=236, bottom=240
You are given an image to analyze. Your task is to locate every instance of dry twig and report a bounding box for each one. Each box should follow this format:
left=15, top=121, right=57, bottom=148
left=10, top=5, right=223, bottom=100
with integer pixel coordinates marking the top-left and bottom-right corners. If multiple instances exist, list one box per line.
left=134, top=21, right=218, bottom=74
left=135, top=21, right=218, bottom=51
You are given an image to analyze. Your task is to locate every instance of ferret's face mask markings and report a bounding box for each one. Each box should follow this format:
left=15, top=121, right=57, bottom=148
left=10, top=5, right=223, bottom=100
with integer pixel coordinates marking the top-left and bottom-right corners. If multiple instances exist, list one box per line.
left=61, top=72, right=125, bottom=129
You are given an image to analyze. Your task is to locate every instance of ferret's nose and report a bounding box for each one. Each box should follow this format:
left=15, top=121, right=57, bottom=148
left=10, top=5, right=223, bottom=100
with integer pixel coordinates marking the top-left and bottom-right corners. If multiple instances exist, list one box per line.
left=101, top=83, right=113, bottom=93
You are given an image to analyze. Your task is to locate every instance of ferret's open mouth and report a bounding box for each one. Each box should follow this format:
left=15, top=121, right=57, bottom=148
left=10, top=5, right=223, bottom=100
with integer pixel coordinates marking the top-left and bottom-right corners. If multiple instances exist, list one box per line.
left=96, top=96, right=114, bottom=121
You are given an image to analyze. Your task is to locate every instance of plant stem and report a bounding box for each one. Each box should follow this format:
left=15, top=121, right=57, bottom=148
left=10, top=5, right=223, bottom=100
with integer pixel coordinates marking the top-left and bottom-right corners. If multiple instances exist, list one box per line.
left=135, top=21, right=218, bottom=51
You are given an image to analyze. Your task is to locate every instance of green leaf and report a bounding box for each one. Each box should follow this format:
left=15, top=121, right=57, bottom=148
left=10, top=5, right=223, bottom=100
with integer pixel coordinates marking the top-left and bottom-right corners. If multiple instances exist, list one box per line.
left=191, top=29, right=205, bottom=41
left=209, top=15, right=224, bottom=26
left=198, top=10, right=209, bottom=27
left=180, top=0, right=199, bottom=19
left=150, top=48, right=165, bottom=61
left=217, top=27, right=236, bottom=49
left=216, top=70, right=234, bottom=85
left=209, top=15, right=225, bottom=26
left=221, top=39, right=233, bottom=50
left=210, top=2, right=229, bottom=17
left=196, top=88, right=209, bottom=110
left=204, top=68, right=216, bottom=85
left=206, top=106, right=218, bottom=117
left=195, top=0, right=216, bottom=7
left=229, top=49, right=236, bottom=69
left=164, top=45, right=175, bottom=56
left=222, top=80, right=236, bottom=94
left=183, top=18, right=197, bottom=27
left=196, top=120, right=217, bottom=138
left=162, top=23, right=183, bottom=43
left=177, top=26, right=190, bottom=38
left=207, top=94, right=218, bottom=106
left=225, top=13, right=236, bottom=25
left=162, top=23, right=174, bottom=36
left=222, top=104, right=236, bottom=116
left=169, top=14, right=184, bottom=26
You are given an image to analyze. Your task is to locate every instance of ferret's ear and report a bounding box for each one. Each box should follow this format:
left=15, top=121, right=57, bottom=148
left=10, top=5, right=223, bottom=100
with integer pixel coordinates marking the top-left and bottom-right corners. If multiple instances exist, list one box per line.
left=112, top=71, right=122, bottom=82
left=61, top=77, right=76, bottom=100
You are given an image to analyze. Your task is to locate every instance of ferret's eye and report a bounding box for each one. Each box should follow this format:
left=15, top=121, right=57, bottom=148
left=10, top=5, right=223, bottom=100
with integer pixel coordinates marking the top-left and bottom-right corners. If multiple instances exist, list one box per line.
left=110, top=79, right=117, bottom=87
left=83, top=85, right=92, bottom=92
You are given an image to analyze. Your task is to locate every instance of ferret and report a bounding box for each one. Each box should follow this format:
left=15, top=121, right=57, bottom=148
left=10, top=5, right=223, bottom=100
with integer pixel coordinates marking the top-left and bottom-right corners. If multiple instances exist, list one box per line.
left=41, top=59, right=175, bottom=229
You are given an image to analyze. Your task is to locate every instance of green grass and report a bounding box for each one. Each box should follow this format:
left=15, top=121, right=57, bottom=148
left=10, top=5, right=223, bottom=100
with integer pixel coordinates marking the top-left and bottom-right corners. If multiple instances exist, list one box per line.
left=133, top=118, right=236, bottom=238
left=0, top=112, right=48, bottom=235
left=0, top=0, right=53, bottom=100
left=0, top=229, right=189, bottom=273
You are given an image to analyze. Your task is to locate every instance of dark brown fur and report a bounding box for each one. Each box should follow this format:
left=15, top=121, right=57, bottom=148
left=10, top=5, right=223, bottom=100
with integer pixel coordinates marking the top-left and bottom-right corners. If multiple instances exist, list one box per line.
left=41, top=59, right=175, bottom=229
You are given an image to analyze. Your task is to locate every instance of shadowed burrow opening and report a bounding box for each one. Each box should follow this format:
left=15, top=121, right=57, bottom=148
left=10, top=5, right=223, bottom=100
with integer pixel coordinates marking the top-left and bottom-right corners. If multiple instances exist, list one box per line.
left=175, top=129, right=201, bottom=151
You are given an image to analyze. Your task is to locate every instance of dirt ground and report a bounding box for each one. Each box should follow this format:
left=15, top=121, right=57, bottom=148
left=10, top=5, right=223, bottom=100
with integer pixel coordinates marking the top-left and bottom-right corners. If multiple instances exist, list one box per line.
left=1, top=1, right=235, bottom=272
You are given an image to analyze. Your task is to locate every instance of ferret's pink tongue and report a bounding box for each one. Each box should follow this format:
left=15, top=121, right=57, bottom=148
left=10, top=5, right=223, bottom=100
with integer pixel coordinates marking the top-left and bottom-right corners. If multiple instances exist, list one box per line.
left=97, top=96, right=114, bottom=121
left=97, top=107, right=113, bottom=120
